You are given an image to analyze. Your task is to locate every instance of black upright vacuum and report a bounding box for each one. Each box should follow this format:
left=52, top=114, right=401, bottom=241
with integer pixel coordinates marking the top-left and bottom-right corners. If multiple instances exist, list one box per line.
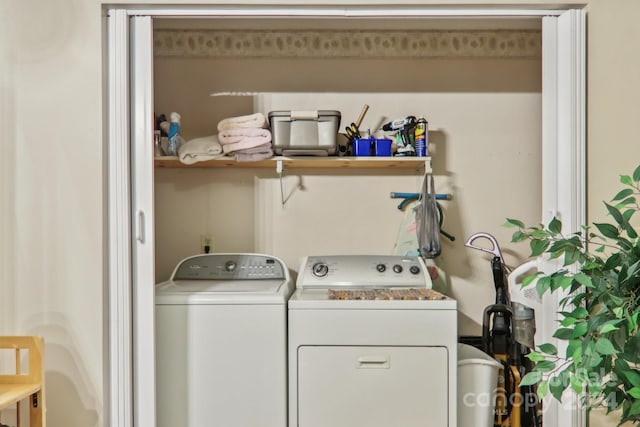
left=466, top=232, right=541, bottom=427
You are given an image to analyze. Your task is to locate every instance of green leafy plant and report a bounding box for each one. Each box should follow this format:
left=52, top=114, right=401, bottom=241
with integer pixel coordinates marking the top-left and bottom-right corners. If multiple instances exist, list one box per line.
left=505, top=165, right=640, bottom=425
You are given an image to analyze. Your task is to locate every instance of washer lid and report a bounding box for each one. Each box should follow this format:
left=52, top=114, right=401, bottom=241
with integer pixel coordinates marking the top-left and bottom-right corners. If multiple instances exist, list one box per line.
left=155, top=279, right=292, bottom=304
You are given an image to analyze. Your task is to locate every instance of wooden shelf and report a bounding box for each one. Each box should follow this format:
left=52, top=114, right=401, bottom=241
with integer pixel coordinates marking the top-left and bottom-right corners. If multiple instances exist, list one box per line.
left=0, top=384, right=41, bottom=409
left=154, top=156, right=431, bottom=171
left=0, top=336, right=45, bottom=426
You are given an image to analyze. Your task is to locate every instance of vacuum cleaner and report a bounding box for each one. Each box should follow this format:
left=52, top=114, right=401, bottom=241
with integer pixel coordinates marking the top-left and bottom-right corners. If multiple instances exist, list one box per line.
left=465, top=232, right=542, bottom=427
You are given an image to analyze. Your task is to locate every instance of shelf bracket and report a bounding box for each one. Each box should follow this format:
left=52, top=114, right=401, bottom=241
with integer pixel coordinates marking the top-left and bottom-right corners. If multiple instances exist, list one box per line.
left=276, top=159, right=287, bottom=206
left=424, top=157, right=432, bottom=175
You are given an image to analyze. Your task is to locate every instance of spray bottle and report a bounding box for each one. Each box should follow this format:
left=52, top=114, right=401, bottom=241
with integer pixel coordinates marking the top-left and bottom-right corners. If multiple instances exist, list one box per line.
left=166, top=112, right=182, bottom=156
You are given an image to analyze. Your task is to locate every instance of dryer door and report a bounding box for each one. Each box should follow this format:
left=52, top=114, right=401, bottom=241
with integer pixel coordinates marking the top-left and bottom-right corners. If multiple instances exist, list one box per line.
left=297, top=345, right=448, bottom=427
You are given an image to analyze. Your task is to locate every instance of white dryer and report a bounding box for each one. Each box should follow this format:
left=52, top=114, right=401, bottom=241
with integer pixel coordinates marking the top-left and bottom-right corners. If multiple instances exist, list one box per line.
left=288, top=255, right=458, bottom=427
left=155, top=253, right=293, bottom=427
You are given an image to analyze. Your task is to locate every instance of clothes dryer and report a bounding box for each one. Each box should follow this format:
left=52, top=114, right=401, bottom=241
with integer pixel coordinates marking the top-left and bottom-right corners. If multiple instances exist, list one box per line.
left=288, top=255, right=458, bottom=427
left=155, top=253, right=293, bottom=427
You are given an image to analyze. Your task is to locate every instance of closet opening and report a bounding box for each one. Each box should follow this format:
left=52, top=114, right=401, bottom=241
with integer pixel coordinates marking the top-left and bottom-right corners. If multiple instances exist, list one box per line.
left=106, top=6, right=584, bottom=427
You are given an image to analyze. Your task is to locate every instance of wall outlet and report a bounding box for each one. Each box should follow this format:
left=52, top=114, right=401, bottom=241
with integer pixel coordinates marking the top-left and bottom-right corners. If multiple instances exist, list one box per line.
left=200, top=235, right=213, bottom=254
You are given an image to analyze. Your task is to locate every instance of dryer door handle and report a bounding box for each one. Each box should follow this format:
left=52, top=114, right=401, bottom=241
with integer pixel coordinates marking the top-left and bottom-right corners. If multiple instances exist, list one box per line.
left=356, top=355, right=390, bottom=369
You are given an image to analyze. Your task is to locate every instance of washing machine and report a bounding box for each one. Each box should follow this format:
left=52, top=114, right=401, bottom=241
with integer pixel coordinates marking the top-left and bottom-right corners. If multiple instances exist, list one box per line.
left=155, top=253, right=294, bottom=427
left=288, top=255, right=458, bottom=427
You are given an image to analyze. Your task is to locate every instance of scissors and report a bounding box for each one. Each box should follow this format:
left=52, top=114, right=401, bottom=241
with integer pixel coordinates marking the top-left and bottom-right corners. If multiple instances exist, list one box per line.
left=345, top=123, right=361, bottom=141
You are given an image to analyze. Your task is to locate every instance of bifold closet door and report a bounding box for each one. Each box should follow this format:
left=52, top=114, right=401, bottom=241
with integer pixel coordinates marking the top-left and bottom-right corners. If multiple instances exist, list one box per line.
left=540, top=8, right=586, bottom=427
left=130, top=15, right=156, bottom=427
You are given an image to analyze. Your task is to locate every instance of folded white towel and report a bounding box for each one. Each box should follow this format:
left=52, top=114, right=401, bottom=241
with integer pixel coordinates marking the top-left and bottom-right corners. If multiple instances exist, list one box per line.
left=235, top=142, right=272, bottom=154
left=218, top=128, right=272, bottom=153
left=235, top=149, right=274, bottom=163
left=217, top=113, right=268, bottom=131
left=235, top=143, right=274, bottom=162
left=178, top=135, right=225, bottom=165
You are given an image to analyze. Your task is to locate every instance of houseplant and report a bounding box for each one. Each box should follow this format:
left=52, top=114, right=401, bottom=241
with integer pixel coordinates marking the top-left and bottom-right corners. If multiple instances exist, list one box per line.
left=505, top=165, right=640, bottom=425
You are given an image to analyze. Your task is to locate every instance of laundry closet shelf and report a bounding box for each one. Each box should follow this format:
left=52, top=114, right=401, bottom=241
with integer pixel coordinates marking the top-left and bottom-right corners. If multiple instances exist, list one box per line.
left=154, top=156, right=431, bottom=171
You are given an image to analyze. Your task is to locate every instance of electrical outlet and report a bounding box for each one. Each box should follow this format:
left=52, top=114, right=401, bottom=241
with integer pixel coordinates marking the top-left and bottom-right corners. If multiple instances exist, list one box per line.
left=200, top=235, right=213, bottom=254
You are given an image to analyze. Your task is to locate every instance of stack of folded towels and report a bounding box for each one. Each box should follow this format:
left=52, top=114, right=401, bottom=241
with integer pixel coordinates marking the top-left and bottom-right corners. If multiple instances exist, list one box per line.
left=217, top=113, right=274, bottom=162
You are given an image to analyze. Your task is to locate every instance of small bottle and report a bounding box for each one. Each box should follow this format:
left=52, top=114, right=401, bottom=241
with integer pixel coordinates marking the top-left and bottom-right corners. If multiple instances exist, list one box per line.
left=415, top=117, right=428, bottom=157
left=154, top=130, right=164, bottom=157
left=166, top=112, right=182, bottom=156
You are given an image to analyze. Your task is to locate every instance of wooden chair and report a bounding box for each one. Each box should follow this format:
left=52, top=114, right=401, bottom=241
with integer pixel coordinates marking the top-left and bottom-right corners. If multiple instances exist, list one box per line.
left=0, top=336, right=45, bottom=427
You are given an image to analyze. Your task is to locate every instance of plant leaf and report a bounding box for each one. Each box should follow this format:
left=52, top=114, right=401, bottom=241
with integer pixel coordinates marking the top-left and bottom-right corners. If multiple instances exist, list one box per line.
left=537, top=380, right=549, bottom=399
left=530, top=239, right=550, bottom=256
left=511, top=230, right=528, bottom=242
left=534, top=360, right=556, bottom=372
left=520, top=371, right=543, bottom=387
left=548, top=217, right=562, bottom=234
left=629, top=399, right=640, bottom=416
left=571, top=321, right=588, bottom=338
left=553, top=328, right=574, bottom=340
left=621, top=175, right=634, bottom=186
left=604, top=253, right=623, bottom=270
left=527, top=352, right=547, bottom=362
left=536, top=276, right=551, bottom=296
left=573, top=273, right=593, bottom=289
left=563, top=247, right=581, bottom=266
left=605, top=202, right=625, bottom=226
left=570, top=374, right=584, bottom=393
left=549, top=371, right=568, bottom=402
left=522, top=273, right=541, bottom=288
left=531, top=229, right=551, bottom=239
left=538, top=343, right=558, bottom=356
left=505, top=218, right=525, bottom=228
left=633, top=165, right=640, bottom=182
left=612, top=188, right=634, bottom=201
left=594, top=222, right=619, bottom=239
left=599, top=323, right=620, bottom=334
left=595, top=338, right=618, bottom=355
left=623, top=222, right=638, bottom=239
left=565, top=340, right=581, bottom=359
left=624, top=370, right=640, bottom=388
left=628, top=387, right=640, bottom=399
left=571, top=306, right=589, bottom=319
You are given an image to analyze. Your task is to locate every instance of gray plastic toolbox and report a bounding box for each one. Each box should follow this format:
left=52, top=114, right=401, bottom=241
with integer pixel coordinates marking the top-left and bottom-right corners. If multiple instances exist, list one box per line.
left=268, top=110, right=341, bottom=156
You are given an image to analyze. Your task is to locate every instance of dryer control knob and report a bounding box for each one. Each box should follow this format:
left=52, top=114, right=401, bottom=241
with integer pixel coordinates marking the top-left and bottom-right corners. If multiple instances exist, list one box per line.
left=224, top=260, right=237, bottom=272
left=410, top=265, right=420, bottom=275
left=376, top=264, right=386, bottom=273
left=312, top=262, right=329, bottom=278
left=393, top=264, right=403, bottom=274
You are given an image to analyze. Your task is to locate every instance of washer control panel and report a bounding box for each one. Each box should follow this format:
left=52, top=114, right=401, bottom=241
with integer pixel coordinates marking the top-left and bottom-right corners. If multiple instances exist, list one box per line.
left=172, top=253, right=286, bottom=280
left=298, top=255, right=430, bottom=289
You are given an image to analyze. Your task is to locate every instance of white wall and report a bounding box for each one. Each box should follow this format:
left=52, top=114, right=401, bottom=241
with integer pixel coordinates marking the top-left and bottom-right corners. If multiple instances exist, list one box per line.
left=155, top=91, right=542, bottom=336
left=1, top=0, right=104, bottom=425
left=2, top=1, right=640, bottom=427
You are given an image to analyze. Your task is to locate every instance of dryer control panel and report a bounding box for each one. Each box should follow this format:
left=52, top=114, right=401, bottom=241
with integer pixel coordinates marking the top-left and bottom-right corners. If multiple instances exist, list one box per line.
left=172, top=253, right=286, bottom=280
left=297, top=255, right=431, bottom=289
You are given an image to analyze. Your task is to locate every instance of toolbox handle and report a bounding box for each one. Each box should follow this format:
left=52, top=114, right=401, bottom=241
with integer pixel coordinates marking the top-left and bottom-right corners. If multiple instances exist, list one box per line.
left=290, top=110, right=319, bottom=120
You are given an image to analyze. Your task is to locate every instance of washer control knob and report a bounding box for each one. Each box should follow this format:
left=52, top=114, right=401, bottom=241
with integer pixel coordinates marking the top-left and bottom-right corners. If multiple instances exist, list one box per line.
left=312, top=262, right=329, bottom=278
left=224, top=260, right=237, bottom=272
left=410, top=265, right=420, bottom=275
left=376, top=263, right=386, bottom=273
left=393, top=264, right=403, bottom=274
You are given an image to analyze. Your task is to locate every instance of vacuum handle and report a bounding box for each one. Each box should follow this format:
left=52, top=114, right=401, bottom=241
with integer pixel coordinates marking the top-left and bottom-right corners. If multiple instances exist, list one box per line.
left=482, top=303, right=513, bottom=354
left=492, top=256, right=509, bottom=303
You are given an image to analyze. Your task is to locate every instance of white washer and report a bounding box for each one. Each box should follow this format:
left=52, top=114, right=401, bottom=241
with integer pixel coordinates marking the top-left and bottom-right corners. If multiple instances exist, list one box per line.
left=155, top=253, right=293, bottom=427
left=288, top=255, right=458, bottom=427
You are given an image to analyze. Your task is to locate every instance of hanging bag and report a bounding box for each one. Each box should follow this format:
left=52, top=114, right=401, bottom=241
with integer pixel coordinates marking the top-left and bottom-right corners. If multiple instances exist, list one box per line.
left=415, top=173, right=441, bottom=258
